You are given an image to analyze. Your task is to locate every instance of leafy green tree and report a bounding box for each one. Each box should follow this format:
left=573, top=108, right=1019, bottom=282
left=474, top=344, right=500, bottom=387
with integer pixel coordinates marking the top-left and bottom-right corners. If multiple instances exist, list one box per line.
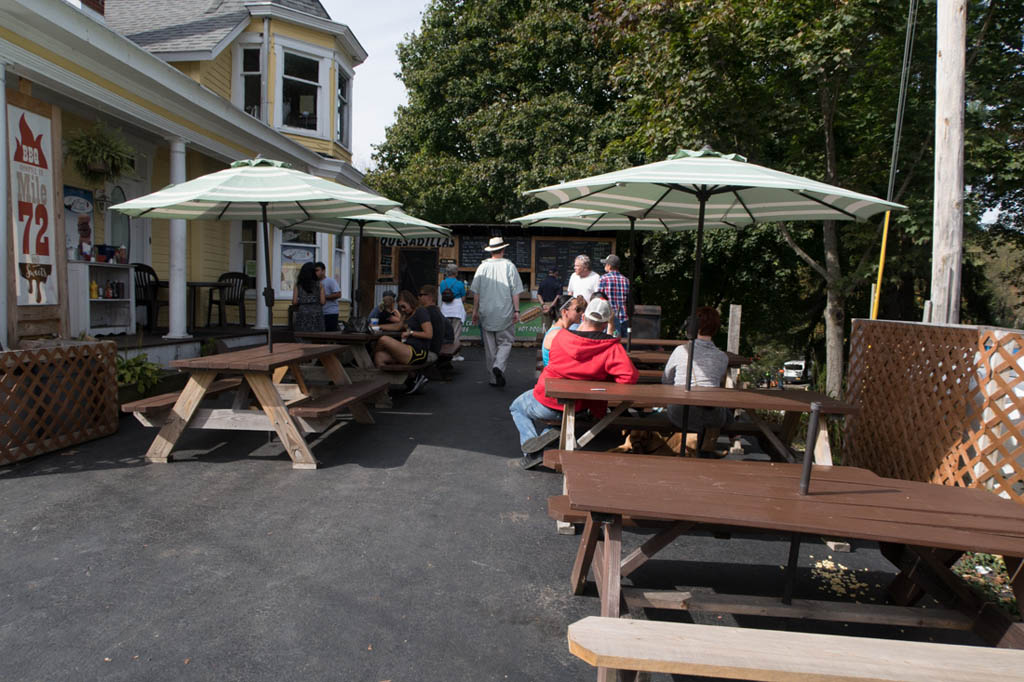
left=367, top=0, right=624, bottom=223
left=370, top=0, right=1024, bottom=395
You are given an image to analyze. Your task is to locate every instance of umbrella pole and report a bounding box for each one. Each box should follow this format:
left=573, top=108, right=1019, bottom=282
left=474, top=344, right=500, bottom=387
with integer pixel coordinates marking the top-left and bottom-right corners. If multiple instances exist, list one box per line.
left=627, top=217, right=636, bottom=352
left=680, top=194, right=707, bottom=442
left=354, top=223, right=364, bottom=317
left=260, top=202, right=274, bottom=352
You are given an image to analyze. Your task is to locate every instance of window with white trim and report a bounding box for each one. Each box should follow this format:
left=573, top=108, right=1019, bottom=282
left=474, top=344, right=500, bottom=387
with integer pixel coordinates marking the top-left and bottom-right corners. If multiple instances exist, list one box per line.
left=279, top=228, right=319, bottom=293
left=336, top=69, right=350, bottom=146
left=333, top=233, right=351, bottom=300
left=282, top=51, right=320, bottom=131
left=240, top=221, right=258, bottom=278
left=241, top=48, right=262, bottom=119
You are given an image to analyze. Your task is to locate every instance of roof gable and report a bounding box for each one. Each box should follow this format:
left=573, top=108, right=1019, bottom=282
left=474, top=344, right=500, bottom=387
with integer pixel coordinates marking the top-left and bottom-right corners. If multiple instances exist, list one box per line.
left=105, top=0, right=250, bottom=55
left=105, top=0, right=333, bottom=56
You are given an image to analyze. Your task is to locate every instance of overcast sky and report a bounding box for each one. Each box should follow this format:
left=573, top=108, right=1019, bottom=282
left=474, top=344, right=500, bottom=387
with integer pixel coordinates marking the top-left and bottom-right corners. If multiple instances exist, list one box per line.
left=320, top=1, right=429, bottom=172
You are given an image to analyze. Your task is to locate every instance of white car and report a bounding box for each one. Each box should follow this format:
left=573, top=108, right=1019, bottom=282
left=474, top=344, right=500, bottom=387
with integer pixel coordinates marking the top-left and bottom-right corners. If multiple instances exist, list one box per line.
left=783, top=360, right=808, bottom=384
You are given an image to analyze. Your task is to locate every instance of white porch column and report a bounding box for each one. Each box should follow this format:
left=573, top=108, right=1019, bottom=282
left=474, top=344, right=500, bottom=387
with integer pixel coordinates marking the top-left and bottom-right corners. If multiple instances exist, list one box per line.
left=164, top=138, right=189, bottom=339
left=254, top=221, right=269, bottom=330
left=0, top=62, right=10, bottom=350
left=340, top=236, right=352, bottom=301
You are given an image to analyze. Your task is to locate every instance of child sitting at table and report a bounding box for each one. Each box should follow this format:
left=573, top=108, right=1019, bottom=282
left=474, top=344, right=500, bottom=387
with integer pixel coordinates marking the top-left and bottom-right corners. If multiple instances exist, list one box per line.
left=662, top=306, right=730, bottom=457
left=371, top=290, right=402, bottom=330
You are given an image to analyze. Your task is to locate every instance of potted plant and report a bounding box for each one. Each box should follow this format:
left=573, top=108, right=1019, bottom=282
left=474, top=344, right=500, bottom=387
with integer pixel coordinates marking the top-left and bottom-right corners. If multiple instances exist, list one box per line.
left=64, top=123, right=135, bottom=186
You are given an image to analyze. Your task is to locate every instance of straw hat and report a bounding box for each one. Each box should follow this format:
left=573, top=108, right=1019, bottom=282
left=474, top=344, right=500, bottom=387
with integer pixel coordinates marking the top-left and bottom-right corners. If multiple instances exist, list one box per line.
left=483, top=236, right=510, bottom=252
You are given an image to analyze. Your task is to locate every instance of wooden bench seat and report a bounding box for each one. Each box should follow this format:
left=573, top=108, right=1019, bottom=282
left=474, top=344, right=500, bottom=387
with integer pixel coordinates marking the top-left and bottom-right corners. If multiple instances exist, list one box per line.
left=568, top=616, right=1024, bottom=681
left=288, top=379, right=389, bottom=418
left=121, top=377, right=243, bottom=415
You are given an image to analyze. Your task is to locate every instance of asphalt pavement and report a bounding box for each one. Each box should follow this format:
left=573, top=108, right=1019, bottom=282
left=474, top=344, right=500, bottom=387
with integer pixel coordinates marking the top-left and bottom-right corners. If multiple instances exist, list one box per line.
left=0, top=347, right=982, bottom=681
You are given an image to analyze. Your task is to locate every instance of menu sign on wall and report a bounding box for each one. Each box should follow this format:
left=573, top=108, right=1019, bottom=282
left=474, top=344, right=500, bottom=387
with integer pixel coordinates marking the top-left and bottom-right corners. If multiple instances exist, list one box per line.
left=8, top=105, right=57, bottom=305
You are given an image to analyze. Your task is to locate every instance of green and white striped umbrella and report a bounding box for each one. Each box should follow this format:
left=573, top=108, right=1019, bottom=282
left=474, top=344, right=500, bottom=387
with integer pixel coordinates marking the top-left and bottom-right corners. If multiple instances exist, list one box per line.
left=282, top=210, right=452, bottom=316
left=286, top=209, right=451, bottom=239
left=525, top=148, right=903, bottom=223
left=524, top=148, right=905, bottom=409
left=111, top=158, right=402, bottom=351
left=511, top=206, right=747, bottom=231
left=111, top=158, right=400, bottom=221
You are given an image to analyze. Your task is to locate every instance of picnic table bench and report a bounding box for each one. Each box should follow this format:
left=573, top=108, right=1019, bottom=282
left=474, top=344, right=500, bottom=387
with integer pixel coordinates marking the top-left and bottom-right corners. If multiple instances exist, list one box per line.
left=568, top=616, right=1024, bottom=682
left=558, top=450, right=1024, bottom=679
left=123, top=343, right=386, bottom=469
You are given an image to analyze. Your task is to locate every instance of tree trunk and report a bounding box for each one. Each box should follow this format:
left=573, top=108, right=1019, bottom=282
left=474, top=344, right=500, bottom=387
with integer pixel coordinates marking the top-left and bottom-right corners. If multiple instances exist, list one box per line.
left=820, top=85, right=844, bottom=398
left=823, top=220, right=844, bottom=398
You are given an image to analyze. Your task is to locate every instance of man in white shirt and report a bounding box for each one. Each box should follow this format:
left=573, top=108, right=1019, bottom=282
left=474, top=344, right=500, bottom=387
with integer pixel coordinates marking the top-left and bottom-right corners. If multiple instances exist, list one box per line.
left=566, top=255, right=601, bottom=301
left=470, top=237, right=524, bottom=387
left=314, top=262, right=341, bottom=331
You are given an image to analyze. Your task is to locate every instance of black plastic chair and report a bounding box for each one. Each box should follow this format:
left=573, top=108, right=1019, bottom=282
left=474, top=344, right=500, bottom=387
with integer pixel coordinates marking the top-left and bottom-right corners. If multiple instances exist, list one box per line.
left=206, top=272, right=252, bottom=326
left=132, top=263, right=166, bottom=332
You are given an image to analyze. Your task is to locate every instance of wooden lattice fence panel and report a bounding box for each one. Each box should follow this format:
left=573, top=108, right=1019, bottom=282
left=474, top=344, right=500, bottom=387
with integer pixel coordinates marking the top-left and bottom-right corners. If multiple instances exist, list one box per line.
left=0, top=341, right=118, bottom=465
left=845, top=320, right=1024, bottom=503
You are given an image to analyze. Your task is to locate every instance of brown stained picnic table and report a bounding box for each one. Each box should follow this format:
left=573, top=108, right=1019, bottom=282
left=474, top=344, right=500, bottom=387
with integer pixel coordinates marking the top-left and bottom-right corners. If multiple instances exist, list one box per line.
left=545, top=378, right=854, bottom=462
left=292, top=331, right=382, bottom=369
left=560, top=450, right=1024, bottom=668
left=145, top=344, right=377, bottom=469
left=543, top=379, right=859, bottom=534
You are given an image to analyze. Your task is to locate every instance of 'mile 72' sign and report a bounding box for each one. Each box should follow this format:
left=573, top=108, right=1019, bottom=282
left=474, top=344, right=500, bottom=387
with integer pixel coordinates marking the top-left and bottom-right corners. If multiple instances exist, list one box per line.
left=16, top=171, right=50, bottom=258
left=18, top=200, right=49, bottom=257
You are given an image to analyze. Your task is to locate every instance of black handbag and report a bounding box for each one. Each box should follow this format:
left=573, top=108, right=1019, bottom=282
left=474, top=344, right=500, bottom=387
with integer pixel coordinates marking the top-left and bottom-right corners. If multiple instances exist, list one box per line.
left=342, top=317, right=370, bottom=333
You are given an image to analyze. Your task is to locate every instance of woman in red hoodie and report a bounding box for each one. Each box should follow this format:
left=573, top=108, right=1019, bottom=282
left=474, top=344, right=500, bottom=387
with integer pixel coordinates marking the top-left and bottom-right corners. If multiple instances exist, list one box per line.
left=510, top=298, right=638, bottom=469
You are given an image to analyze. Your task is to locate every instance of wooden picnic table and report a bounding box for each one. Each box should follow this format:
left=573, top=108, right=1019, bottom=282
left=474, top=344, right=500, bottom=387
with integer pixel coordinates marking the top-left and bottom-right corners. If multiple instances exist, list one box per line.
left=132, top=343, right=386, bottom=469
left=559, top=451, right=1024, bottom=679
left=293, top=330, right=383, bottom=369
left=544, top=379, right=855, bottom=464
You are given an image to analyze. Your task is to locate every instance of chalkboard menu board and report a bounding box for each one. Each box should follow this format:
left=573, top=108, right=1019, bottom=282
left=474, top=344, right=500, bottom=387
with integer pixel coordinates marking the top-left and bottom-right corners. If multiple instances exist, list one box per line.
left=458, top=236, right=531, bottom=268
left=534, top=239, right=613, bottom=284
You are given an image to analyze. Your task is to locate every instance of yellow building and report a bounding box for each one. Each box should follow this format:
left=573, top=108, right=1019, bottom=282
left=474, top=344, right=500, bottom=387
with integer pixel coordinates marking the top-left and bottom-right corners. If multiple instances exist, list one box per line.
left=2, top=0, right=367, bottom=348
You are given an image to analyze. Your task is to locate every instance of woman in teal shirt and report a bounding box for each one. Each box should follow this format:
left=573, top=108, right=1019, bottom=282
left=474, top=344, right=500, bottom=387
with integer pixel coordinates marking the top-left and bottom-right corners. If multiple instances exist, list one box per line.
left=541, top=294, right=585, bottom=366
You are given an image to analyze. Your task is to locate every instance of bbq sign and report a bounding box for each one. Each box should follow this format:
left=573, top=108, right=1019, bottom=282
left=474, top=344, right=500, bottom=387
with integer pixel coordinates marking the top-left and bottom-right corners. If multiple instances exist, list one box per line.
left=8, top=105, right=57, bottom=305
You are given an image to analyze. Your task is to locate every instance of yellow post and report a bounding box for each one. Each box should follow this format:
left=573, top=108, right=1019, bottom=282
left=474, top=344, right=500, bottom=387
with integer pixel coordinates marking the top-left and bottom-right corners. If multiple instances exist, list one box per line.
left=871, top=211, right=891, bottom=320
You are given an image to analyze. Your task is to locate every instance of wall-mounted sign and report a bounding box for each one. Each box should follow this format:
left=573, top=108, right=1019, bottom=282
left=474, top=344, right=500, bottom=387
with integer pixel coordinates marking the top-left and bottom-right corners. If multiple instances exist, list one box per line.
left=8, top=105, right=57, bottom=305
left=380, top=236, right=455, bottom=248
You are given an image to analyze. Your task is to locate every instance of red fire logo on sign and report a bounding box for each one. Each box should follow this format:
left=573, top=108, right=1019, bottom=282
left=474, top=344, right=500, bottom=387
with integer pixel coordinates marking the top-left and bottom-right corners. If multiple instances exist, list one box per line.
left=13, top=114, right=48, bottom=169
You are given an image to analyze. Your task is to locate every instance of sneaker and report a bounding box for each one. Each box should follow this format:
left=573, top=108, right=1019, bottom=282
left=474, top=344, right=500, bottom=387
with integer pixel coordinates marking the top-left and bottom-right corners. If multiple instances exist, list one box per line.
left=523, top=428, right=560, bottom=453
left=520, top=452, right=544, bottom=470
left=452, top=355, right=465, bottom=362
left=406, top=374, right=429, bottom=395
left=492, top=367, right=506, bottom=387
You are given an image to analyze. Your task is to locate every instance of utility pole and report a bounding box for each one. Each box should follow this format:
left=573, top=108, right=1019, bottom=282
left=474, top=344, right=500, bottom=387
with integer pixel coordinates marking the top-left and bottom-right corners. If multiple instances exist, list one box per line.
left=930, top=0, right=966, bottom=324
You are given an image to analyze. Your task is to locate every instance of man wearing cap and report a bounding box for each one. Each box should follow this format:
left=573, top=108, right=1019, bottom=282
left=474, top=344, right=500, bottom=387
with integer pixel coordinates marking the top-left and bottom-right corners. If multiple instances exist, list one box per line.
left=535, top=267, right=563, bottom=333
left=598, top=253, right=630, bottom=337
left=470, top=237, right=524, bottom=387
left=510, top=297, right=638, bottom=469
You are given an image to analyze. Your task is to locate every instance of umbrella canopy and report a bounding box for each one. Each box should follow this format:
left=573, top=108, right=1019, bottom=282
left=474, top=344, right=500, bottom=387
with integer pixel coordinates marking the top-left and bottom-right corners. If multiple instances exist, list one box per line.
left=287, top=209, right=451, bottom=239
left=524, top=148, right=905, bottom=438
left=111, top=158, right=401, bottom=350
left=111, top=158, right=400, bottom=222
left=511, top=206, right=748, bottom=231
left=283, top=209, right=452, bottom=316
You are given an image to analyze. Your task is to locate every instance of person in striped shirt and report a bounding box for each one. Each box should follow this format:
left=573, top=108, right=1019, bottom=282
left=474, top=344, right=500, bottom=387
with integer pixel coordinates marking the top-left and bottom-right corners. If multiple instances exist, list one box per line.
left=597, top=254, right=629, bottom=337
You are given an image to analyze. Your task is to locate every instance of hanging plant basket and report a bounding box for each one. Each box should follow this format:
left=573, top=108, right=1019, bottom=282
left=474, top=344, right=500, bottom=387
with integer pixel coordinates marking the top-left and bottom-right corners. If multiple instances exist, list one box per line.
left=65, top=123, right=135, bottom=186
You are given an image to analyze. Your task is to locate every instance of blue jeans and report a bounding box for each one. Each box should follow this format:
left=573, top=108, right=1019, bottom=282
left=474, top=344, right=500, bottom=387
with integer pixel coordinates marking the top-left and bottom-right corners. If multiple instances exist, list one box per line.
left=614, top=317, right=627, bottom=338
left=509, top=389, right=562, bottom=454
